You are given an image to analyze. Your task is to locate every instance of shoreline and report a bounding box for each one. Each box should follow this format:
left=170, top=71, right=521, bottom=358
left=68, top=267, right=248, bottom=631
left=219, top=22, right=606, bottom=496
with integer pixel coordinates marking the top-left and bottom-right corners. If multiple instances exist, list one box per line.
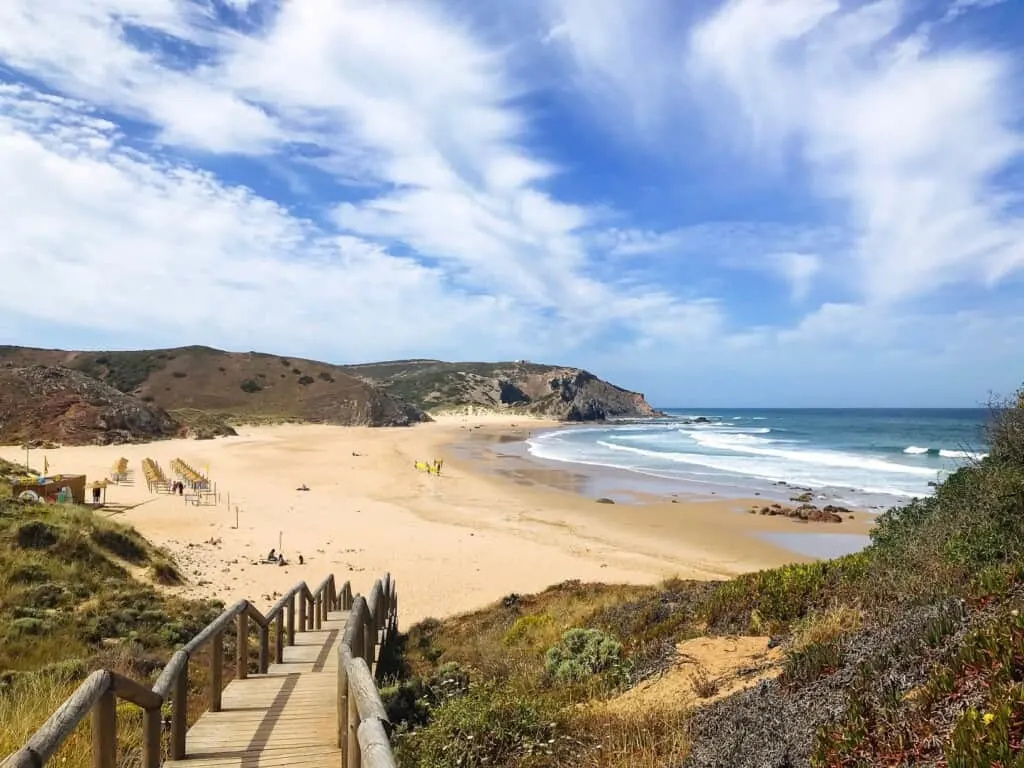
left=0, top=417, right=874, bottom=624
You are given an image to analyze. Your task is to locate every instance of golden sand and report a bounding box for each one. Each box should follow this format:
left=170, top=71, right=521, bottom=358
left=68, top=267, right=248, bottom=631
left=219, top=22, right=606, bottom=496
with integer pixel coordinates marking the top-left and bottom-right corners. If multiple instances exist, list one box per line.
left=0, top=415, right=873, bottom=624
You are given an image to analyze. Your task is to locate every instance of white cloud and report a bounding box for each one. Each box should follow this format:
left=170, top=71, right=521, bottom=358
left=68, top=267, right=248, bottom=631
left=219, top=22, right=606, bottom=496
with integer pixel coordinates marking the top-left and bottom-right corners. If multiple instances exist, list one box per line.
left=770, top=252, right=820, bottom=301
left=0, top=0, right=281, bottom=154
left=688, top=0, right=1024, bottom=304
left=0, top=0, right=724, bottom=361
left=0, top=85, right=531, bottom=360
left=593, top=227, right=684, bottom=257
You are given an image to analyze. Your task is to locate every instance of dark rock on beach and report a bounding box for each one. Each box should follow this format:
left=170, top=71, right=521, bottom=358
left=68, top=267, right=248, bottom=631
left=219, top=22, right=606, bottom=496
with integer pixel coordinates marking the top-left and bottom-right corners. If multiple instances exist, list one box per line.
left=755, top=502, right=848, bottom=523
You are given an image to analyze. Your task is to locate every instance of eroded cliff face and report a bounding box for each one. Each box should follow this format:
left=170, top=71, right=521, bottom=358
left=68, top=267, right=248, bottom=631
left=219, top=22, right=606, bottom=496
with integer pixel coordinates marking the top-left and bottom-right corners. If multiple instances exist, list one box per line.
left=365, top=361, right=661, bottom=421
left=0, top=365, right=182, bottom=445
left=518, top=369, right=660, bottom=421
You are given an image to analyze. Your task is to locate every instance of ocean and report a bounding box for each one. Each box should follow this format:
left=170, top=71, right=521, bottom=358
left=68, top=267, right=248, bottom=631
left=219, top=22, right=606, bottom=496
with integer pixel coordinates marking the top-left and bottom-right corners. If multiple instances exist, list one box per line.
left=525, top=409, right=989, bottom=509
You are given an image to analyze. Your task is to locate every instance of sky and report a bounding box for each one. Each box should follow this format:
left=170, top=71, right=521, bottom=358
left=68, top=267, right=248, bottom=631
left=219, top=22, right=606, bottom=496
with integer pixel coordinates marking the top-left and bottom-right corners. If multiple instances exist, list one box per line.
left=1, top=0, right=1023, bottom=408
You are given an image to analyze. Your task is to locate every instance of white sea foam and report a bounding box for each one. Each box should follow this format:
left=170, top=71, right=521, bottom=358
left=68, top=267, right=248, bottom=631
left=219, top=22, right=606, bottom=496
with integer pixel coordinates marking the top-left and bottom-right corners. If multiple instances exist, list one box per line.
left=591, top=440, right=933, bottom=497
left=524, top=416, right=965, bottom=501
left=939, top=449, right=988, bottom=460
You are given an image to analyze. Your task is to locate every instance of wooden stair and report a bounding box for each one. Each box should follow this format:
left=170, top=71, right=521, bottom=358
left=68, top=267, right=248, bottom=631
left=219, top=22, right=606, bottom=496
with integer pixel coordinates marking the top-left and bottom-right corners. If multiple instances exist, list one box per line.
left=163, top=611, right=349, bottom=768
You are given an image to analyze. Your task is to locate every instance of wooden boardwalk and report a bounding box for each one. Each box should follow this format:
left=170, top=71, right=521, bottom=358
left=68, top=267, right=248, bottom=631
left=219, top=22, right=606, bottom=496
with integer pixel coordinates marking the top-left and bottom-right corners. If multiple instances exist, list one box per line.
left=164, top=611, right=350, bottom=768
left=6, top=573, right=397, bottom=768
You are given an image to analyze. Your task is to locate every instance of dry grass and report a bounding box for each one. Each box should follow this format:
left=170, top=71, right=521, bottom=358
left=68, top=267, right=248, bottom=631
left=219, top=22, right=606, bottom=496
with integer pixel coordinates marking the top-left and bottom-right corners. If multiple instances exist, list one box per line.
left=688, top=665, right=720, bottom=699
left=788, top=605, right=864, bottom=653
left=0, top=669, right=145, bottom=768
left=405, top=581, right=653, bottom=683
left=571, top=703, right=690, bottom=768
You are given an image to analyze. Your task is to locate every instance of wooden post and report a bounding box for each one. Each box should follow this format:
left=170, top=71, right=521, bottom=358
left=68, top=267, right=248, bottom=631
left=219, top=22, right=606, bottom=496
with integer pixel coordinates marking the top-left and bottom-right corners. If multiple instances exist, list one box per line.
left=347, top=677, right=361, bottom=768
left=237, top=611, right=249, bottom=680
left=275, top=611, right=285, bottom=664
left=211, top=631, right=223, bottom=712
left=287, top=595, right=296, bottom=646
left=363, top=619, right=374, bottom=669
left=338, top=653, right=348, bottom=754
left=315, top=594, right=323, bottom=630
left=91, top=687, right=116, bottom=768
left=259, top=621, right=270, bottom=673
left=142, top=708, right=161, bottom=768
left=298, top=593, right=307, bottom=634
left=171, top=664, right=188, bottom=760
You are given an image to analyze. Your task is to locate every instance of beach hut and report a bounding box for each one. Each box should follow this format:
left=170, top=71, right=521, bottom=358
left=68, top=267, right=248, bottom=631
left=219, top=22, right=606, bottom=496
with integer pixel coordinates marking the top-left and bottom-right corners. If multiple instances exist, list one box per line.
left=11, top=474, right=87, bottom=504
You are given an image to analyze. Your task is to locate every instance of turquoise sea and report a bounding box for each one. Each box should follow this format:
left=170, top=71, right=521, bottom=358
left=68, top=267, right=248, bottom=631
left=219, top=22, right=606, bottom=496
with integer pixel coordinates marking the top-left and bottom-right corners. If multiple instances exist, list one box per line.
left=526, top=408, right=989, bottom=509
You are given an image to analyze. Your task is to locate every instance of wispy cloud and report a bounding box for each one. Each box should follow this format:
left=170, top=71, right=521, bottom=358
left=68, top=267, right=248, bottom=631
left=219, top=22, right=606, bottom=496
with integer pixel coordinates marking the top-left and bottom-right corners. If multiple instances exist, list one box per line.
left=0, top=0, right=721, bottom=362
left=688, top=0, right=1024, bottom=303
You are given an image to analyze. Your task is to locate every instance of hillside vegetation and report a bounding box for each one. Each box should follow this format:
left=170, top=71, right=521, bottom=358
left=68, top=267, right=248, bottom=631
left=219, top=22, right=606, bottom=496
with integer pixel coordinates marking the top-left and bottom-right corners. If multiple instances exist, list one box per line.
left=0, top=345, right=428, bottom=430
left=383, top=389, right=1024, bottom=768
left=0, top=485, right=232, bottom=765
left=342, top=359, right=660, bottom=420
left=0, top=347, right=660, bottom=432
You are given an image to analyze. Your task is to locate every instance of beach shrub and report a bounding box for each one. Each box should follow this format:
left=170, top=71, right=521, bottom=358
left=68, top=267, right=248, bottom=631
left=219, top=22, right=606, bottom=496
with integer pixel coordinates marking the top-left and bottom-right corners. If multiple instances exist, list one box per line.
left=15, top=521, right=58, bottom=550
left=318, top=371, right=334, bottom=382
left=504, top=615, right=553, bottom=647
left=544, top=628, right=624, bottom=683
left=394, top=682, right=569, bottom=768
left=239, top=378, right=262, bottom=393
left=298, top=375, right=314, bottom=386
left=90, top=527, right=148, bottom=564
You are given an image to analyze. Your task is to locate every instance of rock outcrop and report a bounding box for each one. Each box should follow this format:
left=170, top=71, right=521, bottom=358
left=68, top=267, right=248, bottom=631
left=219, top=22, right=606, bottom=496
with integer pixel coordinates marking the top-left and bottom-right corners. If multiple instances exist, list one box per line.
left=344, top=360, right=660, bottom=422
left=752, top=501, right=852, bottom=523
left=0, top=365, right=181, bottom=445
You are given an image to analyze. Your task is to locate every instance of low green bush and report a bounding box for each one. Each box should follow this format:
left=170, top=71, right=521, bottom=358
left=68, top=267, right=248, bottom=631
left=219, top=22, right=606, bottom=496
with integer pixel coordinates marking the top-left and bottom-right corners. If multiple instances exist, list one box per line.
left=544, top=628, right=624, bottom=684
left=395, top=682, right=571, bottom=768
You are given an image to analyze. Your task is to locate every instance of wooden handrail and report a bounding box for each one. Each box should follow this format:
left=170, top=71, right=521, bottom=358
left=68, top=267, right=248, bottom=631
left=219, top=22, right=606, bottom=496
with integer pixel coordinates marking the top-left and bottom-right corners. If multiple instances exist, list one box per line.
left=1, top=573, right=354, bottom=768
left=338, top=575, right=398, bottom=768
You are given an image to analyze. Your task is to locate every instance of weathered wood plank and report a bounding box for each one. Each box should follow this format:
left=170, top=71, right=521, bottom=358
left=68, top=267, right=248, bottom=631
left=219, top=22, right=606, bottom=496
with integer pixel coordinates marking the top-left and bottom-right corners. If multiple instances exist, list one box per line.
left=162, top=610, right=350, bottom=768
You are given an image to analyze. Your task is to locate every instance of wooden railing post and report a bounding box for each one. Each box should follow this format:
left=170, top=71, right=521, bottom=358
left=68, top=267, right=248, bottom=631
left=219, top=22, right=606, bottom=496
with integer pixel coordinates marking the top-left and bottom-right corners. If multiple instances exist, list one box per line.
left=237, top=612, right=249, bottom=680
left=142, top=708, right=161, bottom=768
left=287, top=594, right=296, bottom=646
left=211, top=631, right=223, bottom=712
left=347, top=676, right=361, bottom=768
left=171, top=663, right=188, bottom=760
left=338, top=651, right=348, bottom=754
left=259, top=620, right=270, bottom=673
left=315, top=593, right=323, bottom=630
left=275, top=610, right=285, bottom=664
left=298, top=593, right=307, bottom=634
left=91, top=687, right=116, bottom=768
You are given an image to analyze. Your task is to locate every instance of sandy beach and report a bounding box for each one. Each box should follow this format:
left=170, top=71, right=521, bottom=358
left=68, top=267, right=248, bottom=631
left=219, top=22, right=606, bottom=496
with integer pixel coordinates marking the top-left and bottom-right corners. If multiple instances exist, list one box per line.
left=0, top=416, right=873, bottom=624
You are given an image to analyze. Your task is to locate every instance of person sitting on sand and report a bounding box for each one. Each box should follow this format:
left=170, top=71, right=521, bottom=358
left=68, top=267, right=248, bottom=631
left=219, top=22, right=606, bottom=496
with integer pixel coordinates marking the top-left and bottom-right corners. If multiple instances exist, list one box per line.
left=298, top=554, right=304, bottom=565
left=267, top=548, right=277, bottom=562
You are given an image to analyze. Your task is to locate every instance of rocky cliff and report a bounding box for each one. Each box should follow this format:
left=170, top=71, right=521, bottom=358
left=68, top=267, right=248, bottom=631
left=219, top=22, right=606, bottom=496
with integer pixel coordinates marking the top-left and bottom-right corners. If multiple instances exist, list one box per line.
left=0, top=365, right=182, bottom=445
left=342, top=360, right=661, bottom=421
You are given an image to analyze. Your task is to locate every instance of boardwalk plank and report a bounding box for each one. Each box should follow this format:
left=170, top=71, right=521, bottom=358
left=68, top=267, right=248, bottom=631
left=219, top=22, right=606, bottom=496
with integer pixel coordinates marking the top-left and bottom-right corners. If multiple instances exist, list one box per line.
left=163, top=611, right=348, bottom=768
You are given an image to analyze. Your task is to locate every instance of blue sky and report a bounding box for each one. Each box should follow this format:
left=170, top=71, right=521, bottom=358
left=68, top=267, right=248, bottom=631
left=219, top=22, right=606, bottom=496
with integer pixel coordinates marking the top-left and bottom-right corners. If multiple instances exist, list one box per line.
left=1, top=0, right=1023, bottom=408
